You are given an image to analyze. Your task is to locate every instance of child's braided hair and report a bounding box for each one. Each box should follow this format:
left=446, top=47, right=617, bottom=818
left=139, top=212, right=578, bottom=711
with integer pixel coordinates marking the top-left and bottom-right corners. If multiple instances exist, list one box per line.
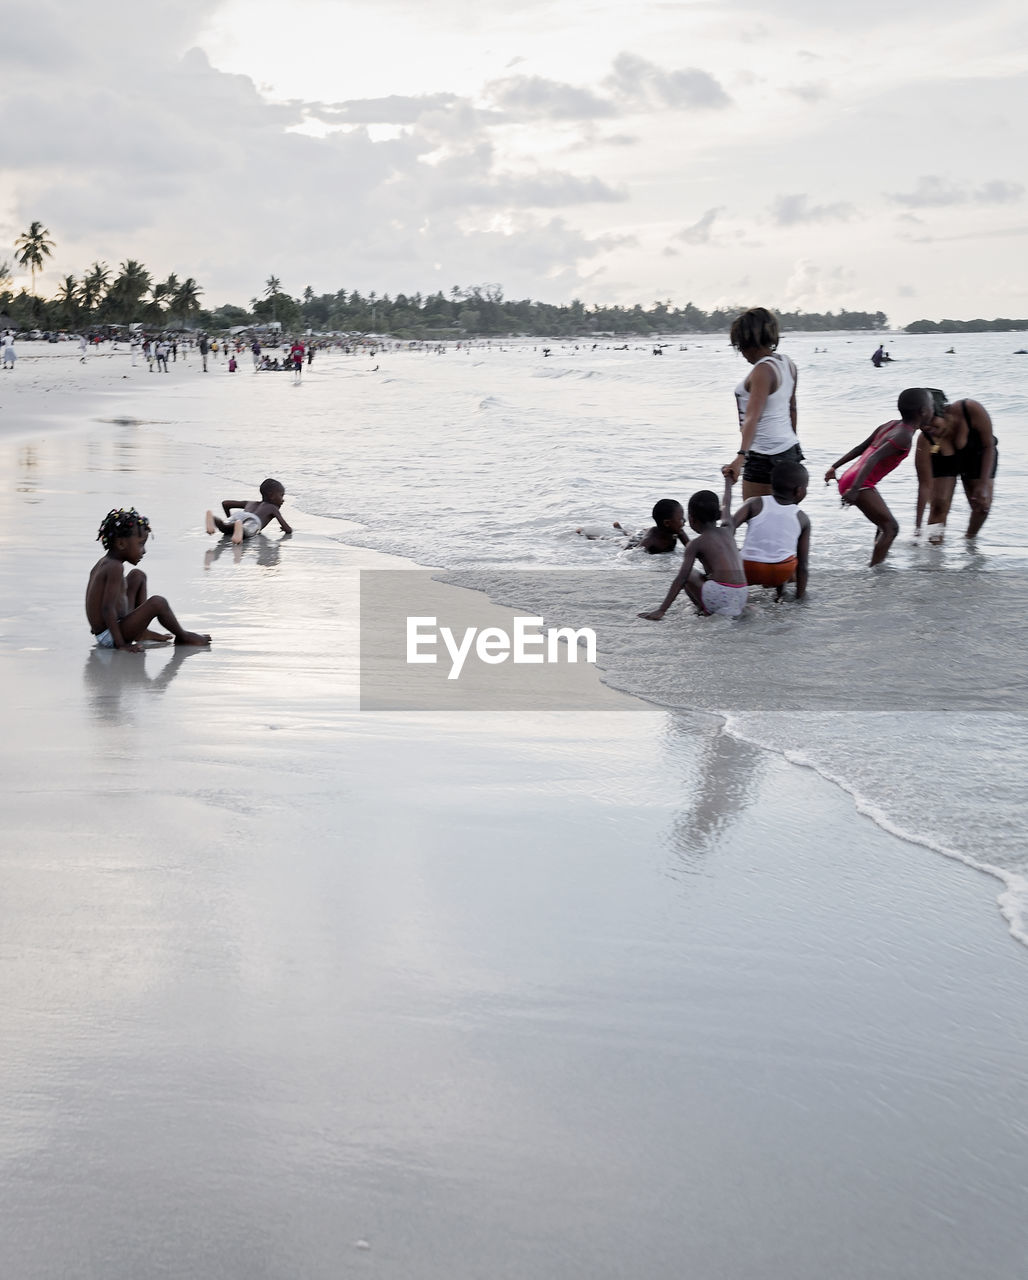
left=97, top=507, right=151, bottom=551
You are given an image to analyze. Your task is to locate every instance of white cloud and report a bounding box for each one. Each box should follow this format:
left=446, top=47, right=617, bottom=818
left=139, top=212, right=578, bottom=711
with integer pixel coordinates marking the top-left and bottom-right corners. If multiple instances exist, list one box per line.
left=486, top=75, right=616, bottom=121
left=784, top=81, right=830, bottom=103
left=676, top=208, right=724, bottom=245
left=890, top=175, right=1024, bottom=211
left=771, top=194, right=855, bottom=226
left=605, top=53, right=732, bottom=111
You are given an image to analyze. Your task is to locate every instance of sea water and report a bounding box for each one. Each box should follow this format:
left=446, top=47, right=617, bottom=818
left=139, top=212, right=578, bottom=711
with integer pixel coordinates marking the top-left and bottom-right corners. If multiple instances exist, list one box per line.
left=163, top=331, right=1028, bottom=943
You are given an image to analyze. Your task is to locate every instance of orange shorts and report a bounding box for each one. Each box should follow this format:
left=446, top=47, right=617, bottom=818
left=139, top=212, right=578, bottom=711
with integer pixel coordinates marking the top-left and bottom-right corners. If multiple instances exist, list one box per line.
left=743, top=556, right=797, bottom=588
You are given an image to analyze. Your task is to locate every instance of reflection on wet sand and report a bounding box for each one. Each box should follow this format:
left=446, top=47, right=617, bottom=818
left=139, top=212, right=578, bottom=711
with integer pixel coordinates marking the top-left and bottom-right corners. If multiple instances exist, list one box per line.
left=204, top=533, right=284, bottom=570
left=666, top=714, right=768, bottom=869
left=83, top=645, right=208, bottom=722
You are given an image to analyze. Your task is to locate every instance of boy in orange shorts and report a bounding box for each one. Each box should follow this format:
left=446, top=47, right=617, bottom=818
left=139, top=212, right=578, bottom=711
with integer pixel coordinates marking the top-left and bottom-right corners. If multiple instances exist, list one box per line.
left=731, top=461, right=810, bottom=600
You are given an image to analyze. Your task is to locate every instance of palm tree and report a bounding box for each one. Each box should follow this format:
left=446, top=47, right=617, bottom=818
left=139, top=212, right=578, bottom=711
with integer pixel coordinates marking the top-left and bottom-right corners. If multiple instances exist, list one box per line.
left=56, top=275, right=80, bottom=325
left=14, top=222, right=55, bottom=295
left=106, top=260, right=152, bottom=323
left=171, top=277, right=202, bottom=328
left=79, top=261, right=110, bottom=317
left=149, top=279, right=170, bottom=315
left=264, top=274, right=282, bottom=323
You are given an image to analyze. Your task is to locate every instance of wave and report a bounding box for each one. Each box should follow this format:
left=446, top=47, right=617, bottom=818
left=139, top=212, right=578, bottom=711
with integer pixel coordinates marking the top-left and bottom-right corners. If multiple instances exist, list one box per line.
left=721, top=714, right=1028, bottom=949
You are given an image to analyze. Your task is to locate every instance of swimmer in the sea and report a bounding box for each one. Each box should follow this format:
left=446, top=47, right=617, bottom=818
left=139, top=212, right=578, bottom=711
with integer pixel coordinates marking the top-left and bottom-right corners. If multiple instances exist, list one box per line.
left=578, top=498, right=689, bottom=553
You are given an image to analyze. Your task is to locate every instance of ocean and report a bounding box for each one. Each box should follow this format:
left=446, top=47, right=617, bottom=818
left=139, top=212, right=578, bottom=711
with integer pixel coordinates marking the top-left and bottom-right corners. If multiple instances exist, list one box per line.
left=161, top=330, right=1027, bottom=944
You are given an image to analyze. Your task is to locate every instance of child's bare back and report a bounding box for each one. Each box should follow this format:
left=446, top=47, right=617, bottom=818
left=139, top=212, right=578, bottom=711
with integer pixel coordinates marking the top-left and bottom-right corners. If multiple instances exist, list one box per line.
left=206, top=478, right=293, bottom=544
left=638, top=482, right=747, bottom=621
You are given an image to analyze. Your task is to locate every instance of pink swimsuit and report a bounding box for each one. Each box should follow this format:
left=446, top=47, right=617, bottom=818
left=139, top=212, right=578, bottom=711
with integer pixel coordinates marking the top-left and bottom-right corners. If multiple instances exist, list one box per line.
left=837, top=420, right=910, bottom=496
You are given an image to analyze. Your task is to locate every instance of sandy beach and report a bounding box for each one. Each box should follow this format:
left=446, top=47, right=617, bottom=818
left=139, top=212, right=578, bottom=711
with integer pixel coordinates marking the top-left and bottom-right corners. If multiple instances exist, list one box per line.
left=1, top=346, right=1026, bottom=1279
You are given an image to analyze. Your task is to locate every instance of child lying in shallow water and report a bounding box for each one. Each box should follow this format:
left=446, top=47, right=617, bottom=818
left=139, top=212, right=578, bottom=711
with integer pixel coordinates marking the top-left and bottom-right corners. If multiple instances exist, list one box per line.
left=577, top=498, right=689, bottom=554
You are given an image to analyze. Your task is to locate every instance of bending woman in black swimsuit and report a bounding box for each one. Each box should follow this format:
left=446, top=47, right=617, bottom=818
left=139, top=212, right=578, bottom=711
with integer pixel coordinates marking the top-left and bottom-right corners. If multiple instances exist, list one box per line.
left=914, top=389, right=997, bottom=543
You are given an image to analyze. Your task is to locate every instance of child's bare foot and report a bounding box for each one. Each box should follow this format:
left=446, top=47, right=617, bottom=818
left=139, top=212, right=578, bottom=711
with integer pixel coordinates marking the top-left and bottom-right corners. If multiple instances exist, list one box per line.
left=231, top=519, right=244, bottom=545
left=205, top=510, right=216, bottom=535
left=176, top=631, right=212, bottom=646
left=142, top=629, right=173, bottom=643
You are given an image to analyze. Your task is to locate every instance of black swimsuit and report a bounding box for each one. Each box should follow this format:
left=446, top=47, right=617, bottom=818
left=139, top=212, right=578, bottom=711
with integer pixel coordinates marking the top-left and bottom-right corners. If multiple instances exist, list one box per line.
left=930, top=400, right=998, bottom=480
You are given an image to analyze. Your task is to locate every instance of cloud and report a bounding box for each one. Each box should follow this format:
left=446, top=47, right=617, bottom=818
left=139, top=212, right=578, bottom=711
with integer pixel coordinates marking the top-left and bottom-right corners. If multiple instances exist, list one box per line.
left=606, top=53, right=732, bottom=111
left=890, top=175, right=967, bottom=208
left=890, top=175, right=1025, bottom=209
left=784, top=81, right=829, bottom=103
left=974, top=179, right=1024, bottom=204
left=486, top=75, right=616, bottom=121
left=771, top=194, right=855, bottom=225
left=312, top=94, right=465, bottom=125
left=485, top=56, right=731, bottom=124
left=436, top=171, right=627, bottom=210
left=676, top=207, right=724, bottom=245
left=0, top=9, right=635, bottom=303
left=782, top=259, right=859, bottom=311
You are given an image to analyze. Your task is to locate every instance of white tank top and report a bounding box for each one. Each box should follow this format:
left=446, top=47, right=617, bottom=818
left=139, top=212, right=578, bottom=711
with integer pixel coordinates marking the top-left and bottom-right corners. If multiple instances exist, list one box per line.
left=741, top=497, right=801, bottom=563
left=734, top=352, right=798, bottom=455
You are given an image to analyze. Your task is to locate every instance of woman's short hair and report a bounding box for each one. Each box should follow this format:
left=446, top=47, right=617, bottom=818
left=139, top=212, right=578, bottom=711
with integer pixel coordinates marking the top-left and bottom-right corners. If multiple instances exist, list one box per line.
left=730, top=307, right=780, bottom=353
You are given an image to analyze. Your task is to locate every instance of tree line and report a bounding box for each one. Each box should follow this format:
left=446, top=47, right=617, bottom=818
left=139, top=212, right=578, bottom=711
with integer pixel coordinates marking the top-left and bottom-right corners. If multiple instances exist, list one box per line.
left=2, top=221, right=895, bottom=337
left=903, top=317, right=1028, bottom=333
left=2, top=224, right=202, bottom=329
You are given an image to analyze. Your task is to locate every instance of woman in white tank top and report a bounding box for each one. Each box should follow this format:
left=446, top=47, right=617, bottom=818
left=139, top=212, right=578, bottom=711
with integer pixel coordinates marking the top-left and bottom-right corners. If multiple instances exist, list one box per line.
left=721, top=307, right=802, bottom=501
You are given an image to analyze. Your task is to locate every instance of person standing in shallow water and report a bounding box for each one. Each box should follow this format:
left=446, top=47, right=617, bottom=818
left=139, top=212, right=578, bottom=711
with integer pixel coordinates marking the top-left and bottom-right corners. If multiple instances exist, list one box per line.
left=721, top=307, right=802, bottom=501
left=913, top=389, right=998, bottom=543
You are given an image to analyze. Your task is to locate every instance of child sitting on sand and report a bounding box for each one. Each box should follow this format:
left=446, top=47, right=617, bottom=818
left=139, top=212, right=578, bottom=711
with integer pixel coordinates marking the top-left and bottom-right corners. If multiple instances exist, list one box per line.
left=86, top=508, right=211, bottom=651
left=825, top=388, right=934, bottom=566
left=638, top=478, right=748, bottom=620
left=731, top=461, right=810, bottom=600
left=578, top=498, right=689, bottom=553
left=206, top=478, right=293, bottom=544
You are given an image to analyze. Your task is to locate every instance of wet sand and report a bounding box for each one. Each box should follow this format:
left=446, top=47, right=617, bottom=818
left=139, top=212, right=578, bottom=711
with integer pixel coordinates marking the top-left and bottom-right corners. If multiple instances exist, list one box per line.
left=0, top=351, right=1026, bottom=1279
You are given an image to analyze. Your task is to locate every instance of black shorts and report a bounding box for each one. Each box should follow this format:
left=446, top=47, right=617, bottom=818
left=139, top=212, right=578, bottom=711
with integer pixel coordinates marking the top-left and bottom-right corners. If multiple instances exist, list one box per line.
left=930, top=446, right=998, bottom=480
left=743, top=443, right=804, bottom=486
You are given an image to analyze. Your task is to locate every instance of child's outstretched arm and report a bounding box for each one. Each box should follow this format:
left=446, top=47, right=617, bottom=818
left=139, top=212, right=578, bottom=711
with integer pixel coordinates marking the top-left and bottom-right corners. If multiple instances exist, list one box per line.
left=731, top=496, right=760, bottom=531
left=273, top=507, right=293, bottom=535
left=721, top=474, right=734, bottom=525
left=824, top=431, right=877, bottom=484
left=638, top=543, right=699, bottom=620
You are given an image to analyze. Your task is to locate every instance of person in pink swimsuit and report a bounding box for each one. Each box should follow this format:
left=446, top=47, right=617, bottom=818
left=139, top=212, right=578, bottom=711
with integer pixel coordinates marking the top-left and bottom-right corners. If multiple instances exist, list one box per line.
left=824, top=388, right=935, bottom=566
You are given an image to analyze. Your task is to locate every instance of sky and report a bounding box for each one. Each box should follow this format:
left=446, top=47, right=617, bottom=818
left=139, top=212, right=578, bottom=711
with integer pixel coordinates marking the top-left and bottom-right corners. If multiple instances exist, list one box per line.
left=3, top=0, right=1027, bottom=325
